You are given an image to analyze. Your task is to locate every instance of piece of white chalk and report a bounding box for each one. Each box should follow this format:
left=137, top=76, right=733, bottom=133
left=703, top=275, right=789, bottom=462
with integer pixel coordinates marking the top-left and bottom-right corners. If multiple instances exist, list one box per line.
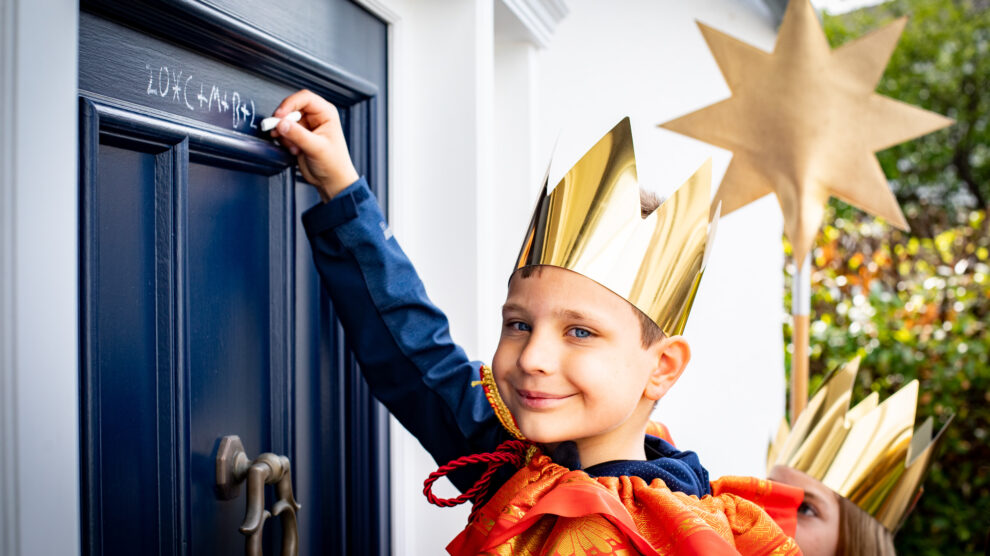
left=261, top=110, right=302, bottom=132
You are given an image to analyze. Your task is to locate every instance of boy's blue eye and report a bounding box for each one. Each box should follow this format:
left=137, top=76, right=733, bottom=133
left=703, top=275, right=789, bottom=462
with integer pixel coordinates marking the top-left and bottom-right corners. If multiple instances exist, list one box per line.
left=509, top=321, right=531, bottom=332
left=569, top=328, right=592, bottom=339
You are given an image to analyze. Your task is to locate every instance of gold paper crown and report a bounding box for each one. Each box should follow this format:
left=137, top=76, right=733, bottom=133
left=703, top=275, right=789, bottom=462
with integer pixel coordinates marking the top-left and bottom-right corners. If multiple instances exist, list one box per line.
left=767, top=357, right=952, bottom=532
left=515, top=118, right=718, bottom=336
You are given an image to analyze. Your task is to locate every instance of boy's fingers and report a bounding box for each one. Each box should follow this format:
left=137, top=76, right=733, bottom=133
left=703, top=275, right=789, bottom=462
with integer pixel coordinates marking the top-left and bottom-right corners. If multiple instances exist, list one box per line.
left=275, top=119, right=324, bottom=158
left=272, top=130, right=295, bottom=149
left=273, top=89, right=317, bottom=117
left=273, top=89, right=336, bottom=128
left=276, top=135, right=300, bottom=155
left=270, top=125, right=294, bottom=147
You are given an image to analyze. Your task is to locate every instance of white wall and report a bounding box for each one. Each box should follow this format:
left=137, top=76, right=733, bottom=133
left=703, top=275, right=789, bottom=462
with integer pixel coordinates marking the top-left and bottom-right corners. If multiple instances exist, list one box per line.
left=532, top=0, right=786, bottom=481
left=371, top=1, right=564, bottom=552
left=0, top=1, right=81, bottom=555
left=365, top=0, right=492, bottom=552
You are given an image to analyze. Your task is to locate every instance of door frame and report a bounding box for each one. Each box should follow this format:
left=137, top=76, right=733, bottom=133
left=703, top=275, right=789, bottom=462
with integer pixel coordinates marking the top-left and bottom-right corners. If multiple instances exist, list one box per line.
left=0, top=0, right=81, bottom=555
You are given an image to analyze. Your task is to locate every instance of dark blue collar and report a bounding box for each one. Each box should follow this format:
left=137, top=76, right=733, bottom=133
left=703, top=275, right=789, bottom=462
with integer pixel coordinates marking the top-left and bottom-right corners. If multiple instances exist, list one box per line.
left=549, top=435, right=711, bottom=498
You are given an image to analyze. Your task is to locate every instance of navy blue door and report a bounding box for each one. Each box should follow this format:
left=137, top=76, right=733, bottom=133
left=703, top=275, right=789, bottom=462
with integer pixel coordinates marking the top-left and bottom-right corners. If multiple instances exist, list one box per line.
left=78, top=2, right=389, bottom=554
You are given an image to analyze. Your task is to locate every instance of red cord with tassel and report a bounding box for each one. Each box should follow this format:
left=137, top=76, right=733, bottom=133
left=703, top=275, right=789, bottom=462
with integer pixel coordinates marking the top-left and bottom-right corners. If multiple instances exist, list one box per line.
left=423, top=439, right=533, bottom=521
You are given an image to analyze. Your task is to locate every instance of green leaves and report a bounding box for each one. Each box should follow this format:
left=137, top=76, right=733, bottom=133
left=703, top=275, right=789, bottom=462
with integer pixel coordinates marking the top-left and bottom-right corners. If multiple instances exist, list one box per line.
left=825, top=0, right=990, bottom=215
left=786, top=200, right=989, bottom=553
left=786, top=6, right=990, bottom=552
left=791, top=206, right=989, bottom=554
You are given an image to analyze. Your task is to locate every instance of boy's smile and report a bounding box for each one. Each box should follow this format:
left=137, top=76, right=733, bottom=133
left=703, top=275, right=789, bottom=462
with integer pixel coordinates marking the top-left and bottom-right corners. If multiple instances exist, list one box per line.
left=514, top=388, right=576, bottom=410
left=492, top=265, right=689, bottom=467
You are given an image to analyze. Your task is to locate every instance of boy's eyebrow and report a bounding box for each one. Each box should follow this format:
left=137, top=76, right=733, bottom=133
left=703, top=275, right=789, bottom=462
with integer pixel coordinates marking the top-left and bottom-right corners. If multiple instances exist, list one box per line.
left=501, top=303, right=526, bottom=315
left=555, top=308, right=597, bottom=322
left=501, top=303, right=605, bottom=323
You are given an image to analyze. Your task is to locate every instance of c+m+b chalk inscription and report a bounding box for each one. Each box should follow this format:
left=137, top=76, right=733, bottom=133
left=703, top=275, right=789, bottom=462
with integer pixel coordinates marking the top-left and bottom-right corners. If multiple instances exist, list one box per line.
left=144, top=62, right=261, bottom=132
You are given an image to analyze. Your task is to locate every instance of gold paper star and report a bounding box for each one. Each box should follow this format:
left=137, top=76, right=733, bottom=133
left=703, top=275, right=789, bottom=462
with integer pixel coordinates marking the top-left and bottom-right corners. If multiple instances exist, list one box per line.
left=659, top=0, right=953, bottom=263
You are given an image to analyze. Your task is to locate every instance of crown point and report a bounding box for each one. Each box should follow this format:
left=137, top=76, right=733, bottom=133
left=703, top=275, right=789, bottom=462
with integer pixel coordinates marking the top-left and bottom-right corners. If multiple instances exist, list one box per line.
left=517, top=118, right=715, bottom=337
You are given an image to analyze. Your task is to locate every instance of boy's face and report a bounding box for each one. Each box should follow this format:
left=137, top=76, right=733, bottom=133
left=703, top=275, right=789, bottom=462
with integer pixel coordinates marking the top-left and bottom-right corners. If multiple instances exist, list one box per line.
left=492, top=266, right=666, bottom=448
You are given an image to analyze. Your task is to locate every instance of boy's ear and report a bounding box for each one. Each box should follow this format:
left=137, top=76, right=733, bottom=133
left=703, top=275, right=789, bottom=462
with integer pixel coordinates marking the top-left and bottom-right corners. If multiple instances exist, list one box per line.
left=643, top=336, right=691, bottom=401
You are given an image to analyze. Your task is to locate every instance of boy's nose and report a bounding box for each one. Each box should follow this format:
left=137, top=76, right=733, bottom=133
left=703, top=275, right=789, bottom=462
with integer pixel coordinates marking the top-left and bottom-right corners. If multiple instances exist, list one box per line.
left=516, top=334, right=557, bottom=375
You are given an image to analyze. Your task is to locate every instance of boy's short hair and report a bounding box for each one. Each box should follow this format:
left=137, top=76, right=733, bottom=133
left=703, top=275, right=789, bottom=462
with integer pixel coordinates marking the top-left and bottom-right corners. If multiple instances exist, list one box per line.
left=634, top=308, right=665, bottom=348
left=636, top=188, right=666, bottom=346
left=639, top=188, right=663, bottom=219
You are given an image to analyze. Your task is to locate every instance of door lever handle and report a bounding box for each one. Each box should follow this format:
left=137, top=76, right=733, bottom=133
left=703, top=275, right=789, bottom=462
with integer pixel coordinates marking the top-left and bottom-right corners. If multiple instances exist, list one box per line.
left=216, top=436, right=301, bottom=556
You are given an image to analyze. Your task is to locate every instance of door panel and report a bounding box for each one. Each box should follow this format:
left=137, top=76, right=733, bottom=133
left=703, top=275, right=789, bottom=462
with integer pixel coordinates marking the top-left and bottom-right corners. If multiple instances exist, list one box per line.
left=79, top=2, right=390, bottom=554
left=186, top=163, right=275, bottom=556
left=93, top=144, right=160, bottom=556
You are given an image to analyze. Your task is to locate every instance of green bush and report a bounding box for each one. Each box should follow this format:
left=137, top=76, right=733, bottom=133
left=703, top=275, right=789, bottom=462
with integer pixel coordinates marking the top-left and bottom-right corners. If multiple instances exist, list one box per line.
left=784, top=208, right=989, bottom=554
left=778, top=2, right=990, bottom=553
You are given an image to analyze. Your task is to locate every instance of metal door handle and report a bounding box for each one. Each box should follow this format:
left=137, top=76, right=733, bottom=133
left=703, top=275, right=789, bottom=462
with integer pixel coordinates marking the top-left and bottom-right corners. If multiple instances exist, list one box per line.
left=216, top=435, right=301, bottom=556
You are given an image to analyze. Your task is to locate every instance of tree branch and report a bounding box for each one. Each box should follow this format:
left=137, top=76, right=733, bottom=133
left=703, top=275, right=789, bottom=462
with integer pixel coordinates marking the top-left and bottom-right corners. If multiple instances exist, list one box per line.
left=952, top=74, right=989, bottom=209
left=953, top=147, right=988, bottom=209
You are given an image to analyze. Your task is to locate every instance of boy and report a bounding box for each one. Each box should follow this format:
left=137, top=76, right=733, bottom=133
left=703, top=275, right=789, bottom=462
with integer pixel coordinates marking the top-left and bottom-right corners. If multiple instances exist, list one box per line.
left=270, top=90, right=802, bottom=554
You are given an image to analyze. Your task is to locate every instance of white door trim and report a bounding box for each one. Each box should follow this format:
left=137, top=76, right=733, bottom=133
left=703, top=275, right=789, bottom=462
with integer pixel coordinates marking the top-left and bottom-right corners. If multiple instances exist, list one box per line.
left=0, top=1, right=81, bottom=555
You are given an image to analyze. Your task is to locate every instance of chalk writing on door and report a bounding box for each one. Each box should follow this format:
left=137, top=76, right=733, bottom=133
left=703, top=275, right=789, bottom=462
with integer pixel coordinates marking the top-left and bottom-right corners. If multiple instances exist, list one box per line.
left=144, top=63, right=259, bottom=131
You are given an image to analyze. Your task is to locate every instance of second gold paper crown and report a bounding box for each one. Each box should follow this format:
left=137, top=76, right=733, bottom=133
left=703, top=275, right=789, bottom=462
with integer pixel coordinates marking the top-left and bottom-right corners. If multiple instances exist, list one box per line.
left=768, top=357, right=951, bottom=531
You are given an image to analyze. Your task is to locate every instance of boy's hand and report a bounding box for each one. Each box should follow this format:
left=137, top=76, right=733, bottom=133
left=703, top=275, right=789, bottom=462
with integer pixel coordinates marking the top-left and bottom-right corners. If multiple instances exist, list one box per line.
left=269, top=90, right=360, bottom=202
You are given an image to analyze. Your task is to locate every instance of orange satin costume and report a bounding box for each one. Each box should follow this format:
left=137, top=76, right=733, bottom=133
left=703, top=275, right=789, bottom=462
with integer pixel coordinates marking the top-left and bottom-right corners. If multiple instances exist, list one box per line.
left=429, top=368, right=803, bottom=555
left=446, top=449, right=802, bottom=556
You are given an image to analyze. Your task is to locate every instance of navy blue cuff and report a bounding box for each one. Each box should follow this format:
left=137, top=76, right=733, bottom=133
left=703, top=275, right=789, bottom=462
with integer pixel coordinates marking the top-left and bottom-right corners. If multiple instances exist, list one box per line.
left=301, top=177, right=373, bottom=238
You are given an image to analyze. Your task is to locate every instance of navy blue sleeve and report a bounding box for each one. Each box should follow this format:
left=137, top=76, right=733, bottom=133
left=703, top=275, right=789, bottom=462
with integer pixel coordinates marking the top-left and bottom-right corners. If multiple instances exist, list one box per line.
left=301, top=177, right=506, bottom=491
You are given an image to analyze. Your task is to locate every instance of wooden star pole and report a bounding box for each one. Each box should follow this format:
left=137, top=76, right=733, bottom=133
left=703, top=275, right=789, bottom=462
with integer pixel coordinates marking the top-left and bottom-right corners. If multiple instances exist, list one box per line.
left=792, top=255, right=811, bottom=418
left=659, top=0, right=952, bottom=420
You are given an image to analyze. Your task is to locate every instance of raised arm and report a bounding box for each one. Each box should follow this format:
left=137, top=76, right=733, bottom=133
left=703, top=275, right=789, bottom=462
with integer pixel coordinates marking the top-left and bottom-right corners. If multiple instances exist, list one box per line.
left=271, top=91, right=505, bottom=484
